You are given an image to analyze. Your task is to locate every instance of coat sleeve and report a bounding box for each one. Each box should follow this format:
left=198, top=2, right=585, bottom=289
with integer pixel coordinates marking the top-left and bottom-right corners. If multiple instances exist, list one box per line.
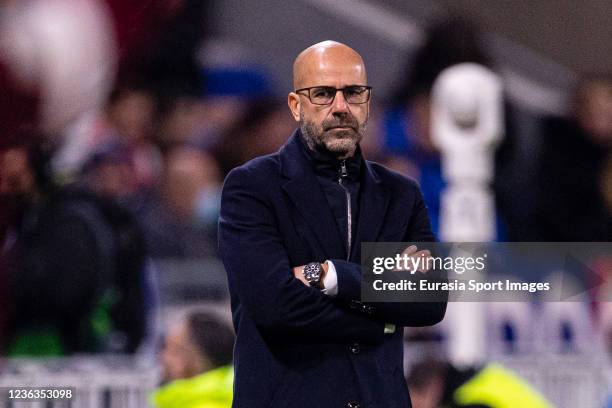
left=332, top=185, right=448, bottom=327
left=218, top=166, right=386, bottom=344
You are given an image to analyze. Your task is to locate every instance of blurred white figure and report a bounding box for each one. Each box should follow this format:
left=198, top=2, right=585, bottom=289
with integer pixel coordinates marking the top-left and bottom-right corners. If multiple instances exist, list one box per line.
left=0, top=0, right=117, bottom=170
left=431, top=63, right=504, bottom=367
left=432, top=63, right=503, bottom=241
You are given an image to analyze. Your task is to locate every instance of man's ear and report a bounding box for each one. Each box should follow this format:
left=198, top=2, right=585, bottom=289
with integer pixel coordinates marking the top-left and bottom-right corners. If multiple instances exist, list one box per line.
left=287, top=93, right=301, bottom=122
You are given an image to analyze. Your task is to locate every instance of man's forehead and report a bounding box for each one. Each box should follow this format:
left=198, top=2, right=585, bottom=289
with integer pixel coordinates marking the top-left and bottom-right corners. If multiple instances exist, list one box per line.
left=293, top=41, right=366, bottom=88
left=299, top=63, right=366, bottom=88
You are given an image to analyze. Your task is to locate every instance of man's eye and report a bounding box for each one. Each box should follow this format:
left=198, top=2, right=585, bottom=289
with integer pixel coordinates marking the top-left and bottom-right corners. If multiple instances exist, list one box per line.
left=312, top=88, right=334, bottom=99
left=345, top=87, right=365, bottom=97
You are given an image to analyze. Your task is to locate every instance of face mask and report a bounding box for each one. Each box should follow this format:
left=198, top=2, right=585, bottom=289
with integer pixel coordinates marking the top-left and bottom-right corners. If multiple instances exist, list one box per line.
left=193, top=186, right=221, bottom=227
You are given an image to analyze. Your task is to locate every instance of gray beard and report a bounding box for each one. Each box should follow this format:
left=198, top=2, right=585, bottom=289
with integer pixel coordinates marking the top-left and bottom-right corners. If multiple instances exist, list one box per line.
left=299, top=111, right=366, bottom=158
left=299, top=120, right=320, bottom=152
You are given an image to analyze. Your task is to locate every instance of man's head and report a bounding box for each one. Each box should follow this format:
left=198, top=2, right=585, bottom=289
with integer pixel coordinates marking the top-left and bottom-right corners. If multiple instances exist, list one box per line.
left=161, top=310, right=235, bottom=382
left=574, top=75, right=612, bottom=146
left=288, top=41, right=370, bottom=159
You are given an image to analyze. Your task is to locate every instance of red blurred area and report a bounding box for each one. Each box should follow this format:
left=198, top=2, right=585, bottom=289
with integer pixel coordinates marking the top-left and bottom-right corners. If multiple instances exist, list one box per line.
left=0, top=61, right=40, bottom=151
left=0, top=0, right=177, bottom=152
left=105, top=0, right=181, bottom=64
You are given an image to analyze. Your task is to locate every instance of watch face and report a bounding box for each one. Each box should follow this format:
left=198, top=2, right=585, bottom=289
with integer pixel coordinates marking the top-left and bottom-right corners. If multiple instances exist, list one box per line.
left=304, top=263, right=321, bottom=284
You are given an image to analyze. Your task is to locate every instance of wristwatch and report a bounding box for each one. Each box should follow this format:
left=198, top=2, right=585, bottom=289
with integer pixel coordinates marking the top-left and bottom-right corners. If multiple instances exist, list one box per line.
left=303, top=262, right=324, bottom=290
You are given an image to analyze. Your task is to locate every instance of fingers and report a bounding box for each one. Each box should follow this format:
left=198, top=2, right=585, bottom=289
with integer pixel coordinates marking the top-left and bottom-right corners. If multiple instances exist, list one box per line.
left=293, top=266, right=303, bottom=276
left=293, top=265, right=308, bottom=285
left=397, top=246, right=432, bottom=273
left=402, top=245, right=418, bottom=256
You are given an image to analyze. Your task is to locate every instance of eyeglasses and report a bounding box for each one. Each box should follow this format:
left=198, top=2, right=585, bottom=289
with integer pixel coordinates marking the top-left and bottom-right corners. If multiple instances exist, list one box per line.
left=294, top=85, right=372, bottom=105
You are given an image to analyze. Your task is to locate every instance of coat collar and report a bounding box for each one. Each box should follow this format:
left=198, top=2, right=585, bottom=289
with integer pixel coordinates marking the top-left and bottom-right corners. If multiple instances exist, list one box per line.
left=280, top=129, right=390, bottom=261
left=297, top=133, right=363, bottom=182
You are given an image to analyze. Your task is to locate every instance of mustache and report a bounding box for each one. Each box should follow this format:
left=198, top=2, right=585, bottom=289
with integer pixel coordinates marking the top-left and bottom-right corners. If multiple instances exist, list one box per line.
left=323, top=116, right=359, bottom=130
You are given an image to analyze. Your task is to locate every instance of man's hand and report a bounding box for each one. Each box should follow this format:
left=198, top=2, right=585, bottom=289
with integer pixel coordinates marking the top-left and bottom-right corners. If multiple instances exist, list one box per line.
left=397, top=245, right=432, bottom=273
left=293, top=265, right=309, bottom=285
left=293, top=262, right=329, bottom=287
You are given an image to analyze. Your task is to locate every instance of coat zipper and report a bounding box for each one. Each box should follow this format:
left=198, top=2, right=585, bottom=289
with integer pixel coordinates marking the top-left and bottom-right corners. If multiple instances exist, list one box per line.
left=338, top=160, right=351, bottom=260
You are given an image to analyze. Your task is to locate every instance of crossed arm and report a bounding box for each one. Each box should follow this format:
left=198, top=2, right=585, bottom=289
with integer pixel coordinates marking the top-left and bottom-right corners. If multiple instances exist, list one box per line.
left=292, top=243, right=447, bottom=328
left=292, top=179, right=447, bottom=327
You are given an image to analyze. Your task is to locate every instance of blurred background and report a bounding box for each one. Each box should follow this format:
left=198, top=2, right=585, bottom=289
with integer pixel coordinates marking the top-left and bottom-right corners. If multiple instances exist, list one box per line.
left=0, top=0, right=611, bottom=407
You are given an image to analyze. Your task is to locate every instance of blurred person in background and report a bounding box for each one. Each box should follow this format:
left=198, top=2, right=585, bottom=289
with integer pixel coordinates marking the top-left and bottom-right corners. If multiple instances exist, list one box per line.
left=0, top=145, right=36, bottom=351
left=2, top=144, right=148, bottom=355
left=154, top=92, right=210, bottom=155
left=407, top=359, right=552, bottom=408
left=137, top=143, right=222, bottom=258
left=99, top=79, right=163, bottom=190
left=81, top=141, right=138, bottom=199
left=152, top=309, right=234, bottom=408
left=534, top=74, right=612, bottom=241
left=213, top=98, right=295, bottom=176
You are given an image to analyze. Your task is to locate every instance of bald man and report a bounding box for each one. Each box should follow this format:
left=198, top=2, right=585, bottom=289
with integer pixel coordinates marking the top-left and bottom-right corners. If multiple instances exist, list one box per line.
left=219, top=41, right=447, bottom=408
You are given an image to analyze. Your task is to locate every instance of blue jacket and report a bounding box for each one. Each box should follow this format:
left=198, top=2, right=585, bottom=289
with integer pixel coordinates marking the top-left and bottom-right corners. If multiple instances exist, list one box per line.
left=219, top=130, right=447, bottom=408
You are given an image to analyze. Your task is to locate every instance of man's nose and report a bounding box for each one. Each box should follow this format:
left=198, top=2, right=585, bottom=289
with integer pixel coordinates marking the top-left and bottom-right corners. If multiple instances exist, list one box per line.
left=331, top=90, right=349, bottom=113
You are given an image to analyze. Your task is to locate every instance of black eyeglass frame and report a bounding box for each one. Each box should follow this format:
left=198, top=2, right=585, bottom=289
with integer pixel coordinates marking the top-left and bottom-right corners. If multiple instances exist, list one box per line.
left=294, top=85, right=372, bottom=105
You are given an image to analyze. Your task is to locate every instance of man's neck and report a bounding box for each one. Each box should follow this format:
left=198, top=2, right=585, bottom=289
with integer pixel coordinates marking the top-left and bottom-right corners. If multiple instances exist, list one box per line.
left=306, top=139, right=356, bottom=162
left=297, top=132, right=362, bottom=181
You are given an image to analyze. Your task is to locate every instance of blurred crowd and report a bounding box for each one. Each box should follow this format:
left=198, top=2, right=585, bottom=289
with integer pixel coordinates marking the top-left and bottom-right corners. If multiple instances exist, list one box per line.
left=0, top=1, right=611, bottom=407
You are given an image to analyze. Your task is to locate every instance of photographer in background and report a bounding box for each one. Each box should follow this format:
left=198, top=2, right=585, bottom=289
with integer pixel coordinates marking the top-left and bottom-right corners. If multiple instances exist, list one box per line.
left=408, top=359, right=552, bottom=408
left=152, top=310, right=234, bottom=408
left=3, top=144, right=147, bottom=355
left=534, top=75, right=612, bottom=241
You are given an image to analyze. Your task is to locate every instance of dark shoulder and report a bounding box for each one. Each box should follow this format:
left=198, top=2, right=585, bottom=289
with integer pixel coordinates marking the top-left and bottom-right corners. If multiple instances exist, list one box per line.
left=366, top=160, right=421, bottom=196
left=223, top=152, right=281, bottom=190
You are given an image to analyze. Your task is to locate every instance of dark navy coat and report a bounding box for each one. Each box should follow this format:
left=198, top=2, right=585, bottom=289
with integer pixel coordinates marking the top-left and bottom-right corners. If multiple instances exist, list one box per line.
left=219, top=130, right=447, bottom=408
